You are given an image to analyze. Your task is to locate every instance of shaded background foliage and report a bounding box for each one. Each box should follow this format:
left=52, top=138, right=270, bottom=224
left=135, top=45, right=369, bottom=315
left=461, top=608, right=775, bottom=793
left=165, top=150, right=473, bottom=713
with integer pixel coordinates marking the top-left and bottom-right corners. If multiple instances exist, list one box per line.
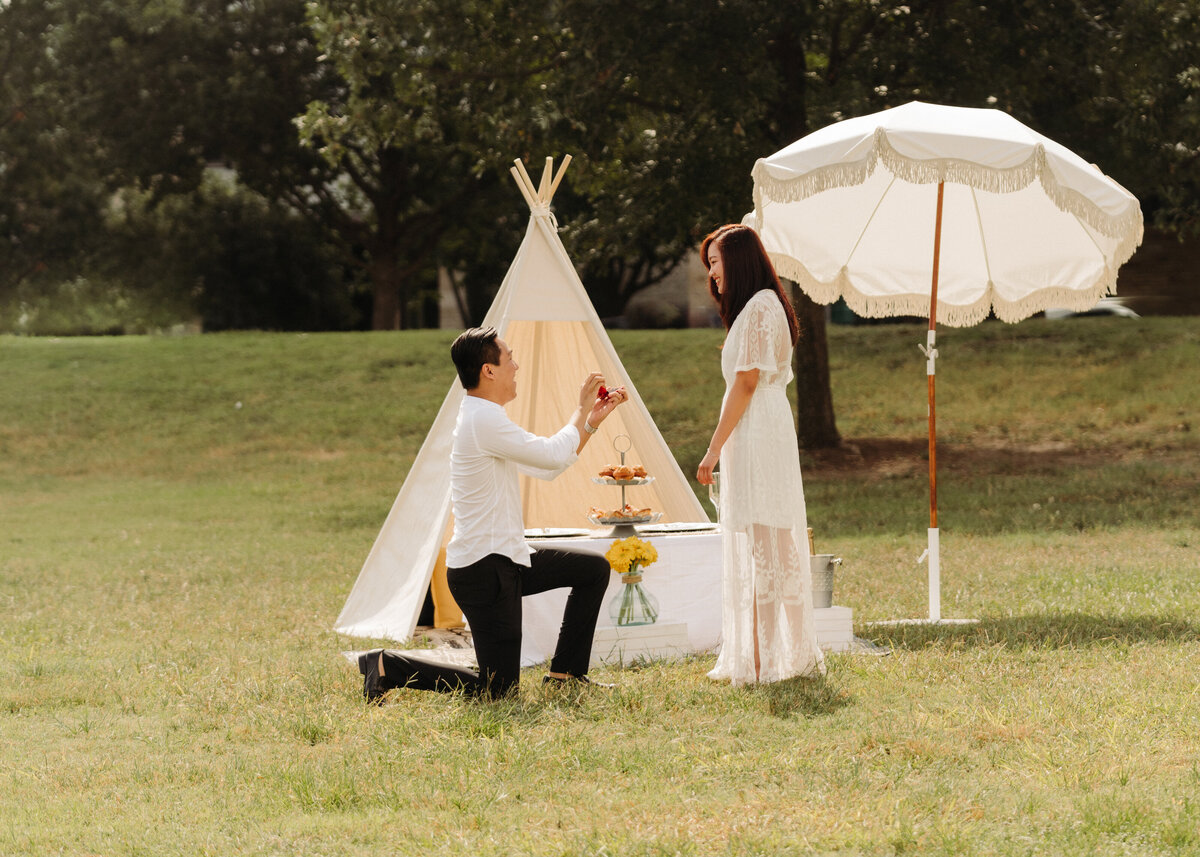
left=1, top=0, right=1196, bottom=335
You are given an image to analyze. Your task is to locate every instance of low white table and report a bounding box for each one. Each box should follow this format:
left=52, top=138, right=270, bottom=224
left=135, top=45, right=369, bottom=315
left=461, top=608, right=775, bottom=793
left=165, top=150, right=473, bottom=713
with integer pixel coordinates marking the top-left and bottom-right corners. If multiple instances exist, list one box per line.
left=520, top=528, right=854, bottom=666
left=521, top=529, right=722, bottom=666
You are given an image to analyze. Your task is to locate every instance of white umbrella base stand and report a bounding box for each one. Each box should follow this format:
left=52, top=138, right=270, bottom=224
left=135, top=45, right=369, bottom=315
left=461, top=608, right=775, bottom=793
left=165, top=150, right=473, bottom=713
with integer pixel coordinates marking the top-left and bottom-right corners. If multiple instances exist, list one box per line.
left=865, top=529, right=978, bottom=627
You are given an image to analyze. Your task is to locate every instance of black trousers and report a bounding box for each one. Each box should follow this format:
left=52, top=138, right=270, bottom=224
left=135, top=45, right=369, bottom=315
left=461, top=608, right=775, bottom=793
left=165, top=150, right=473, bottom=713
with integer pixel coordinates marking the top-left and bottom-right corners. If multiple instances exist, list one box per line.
left=378, top=547, right=609, bottom=699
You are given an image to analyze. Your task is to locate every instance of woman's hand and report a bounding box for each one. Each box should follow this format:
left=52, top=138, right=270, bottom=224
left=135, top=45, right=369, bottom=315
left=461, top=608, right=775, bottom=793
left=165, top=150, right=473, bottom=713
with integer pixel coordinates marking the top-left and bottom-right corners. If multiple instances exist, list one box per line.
left=698, top=369, right=755, bottom=484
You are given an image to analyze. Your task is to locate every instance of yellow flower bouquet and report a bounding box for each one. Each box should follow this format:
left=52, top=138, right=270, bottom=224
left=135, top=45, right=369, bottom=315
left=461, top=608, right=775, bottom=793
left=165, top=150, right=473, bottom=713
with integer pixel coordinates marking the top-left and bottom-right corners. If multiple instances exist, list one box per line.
left=604, top=537, right=659, bottom=626
left=604, top=536, right=659, bottom=578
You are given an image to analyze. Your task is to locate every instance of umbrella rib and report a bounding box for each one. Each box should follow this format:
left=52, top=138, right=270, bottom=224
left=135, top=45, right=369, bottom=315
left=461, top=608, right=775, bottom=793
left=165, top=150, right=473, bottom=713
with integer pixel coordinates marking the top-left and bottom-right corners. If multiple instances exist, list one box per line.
left=969, top=187, right=994, bottom=286
left=845, top=175, right=897, bottom=268
left=1071, top=210, right=1106, bottom=257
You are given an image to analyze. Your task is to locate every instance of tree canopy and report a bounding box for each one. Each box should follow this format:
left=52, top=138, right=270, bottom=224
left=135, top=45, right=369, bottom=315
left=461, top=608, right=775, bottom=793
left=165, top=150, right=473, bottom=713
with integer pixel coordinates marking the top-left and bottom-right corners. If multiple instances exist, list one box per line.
left=2, top=0, right=1195, bottom=340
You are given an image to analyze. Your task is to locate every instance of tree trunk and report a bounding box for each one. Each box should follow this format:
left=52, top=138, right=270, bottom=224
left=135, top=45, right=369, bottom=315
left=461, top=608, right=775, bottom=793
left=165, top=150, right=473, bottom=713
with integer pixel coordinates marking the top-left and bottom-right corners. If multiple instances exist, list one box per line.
left=769, top=21, right=840, bottom=451
left=791, top=283, right=841, bottom=449
left=370, top=253, right=402, bottom=330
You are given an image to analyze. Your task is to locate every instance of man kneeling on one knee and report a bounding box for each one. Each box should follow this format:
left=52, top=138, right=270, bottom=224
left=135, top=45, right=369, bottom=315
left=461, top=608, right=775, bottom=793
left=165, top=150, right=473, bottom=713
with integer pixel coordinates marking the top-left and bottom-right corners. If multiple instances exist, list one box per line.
left=359, top=326, right=628, bottom=701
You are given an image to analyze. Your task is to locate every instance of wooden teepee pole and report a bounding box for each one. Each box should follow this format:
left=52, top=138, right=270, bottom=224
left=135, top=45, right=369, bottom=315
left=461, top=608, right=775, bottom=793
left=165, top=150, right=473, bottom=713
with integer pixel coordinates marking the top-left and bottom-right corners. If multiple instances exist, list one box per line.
left=536, top=156, right=553, bottom=203
left=513, top=159, right=539, bottom=204
left=509, top=164, right=538, bottom=210
left=548, top=155, right=572, bottom=200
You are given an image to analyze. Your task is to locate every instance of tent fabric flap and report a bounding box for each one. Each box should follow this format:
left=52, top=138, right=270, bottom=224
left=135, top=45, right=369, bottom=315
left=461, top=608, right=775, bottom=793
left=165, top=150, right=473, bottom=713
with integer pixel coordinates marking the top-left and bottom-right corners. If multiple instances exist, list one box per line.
left=333, top=381, right=460, bottom=640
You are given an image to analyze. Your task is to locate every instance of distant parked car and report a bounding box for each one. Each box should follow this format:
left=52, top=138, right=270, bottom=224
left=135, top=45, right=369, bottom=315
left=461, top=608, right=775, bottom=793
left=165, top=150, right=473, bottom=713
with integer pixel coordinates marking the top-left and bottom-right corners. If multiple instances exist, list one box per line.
left=1044, top=296, right=1139, bottom=319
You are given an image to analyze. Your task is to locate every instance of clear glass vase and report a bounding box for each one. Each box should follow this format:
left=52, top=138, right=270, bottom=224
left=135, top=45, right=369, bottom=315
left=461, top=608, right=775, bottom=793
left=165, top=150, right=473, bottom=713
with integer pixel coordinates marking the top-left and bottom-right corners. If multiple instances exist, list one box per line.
left=608, top=569, right=659, bottom=626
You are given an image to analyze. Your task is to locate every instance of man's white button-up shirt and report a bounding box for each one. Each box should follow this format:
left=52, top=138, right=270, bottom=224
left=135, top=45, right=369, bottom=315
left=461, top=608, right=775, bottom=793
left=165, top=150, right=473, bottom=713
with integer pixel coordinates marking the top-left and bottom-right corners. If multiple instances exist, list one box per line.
left=446, top=395, right=580, bottom=568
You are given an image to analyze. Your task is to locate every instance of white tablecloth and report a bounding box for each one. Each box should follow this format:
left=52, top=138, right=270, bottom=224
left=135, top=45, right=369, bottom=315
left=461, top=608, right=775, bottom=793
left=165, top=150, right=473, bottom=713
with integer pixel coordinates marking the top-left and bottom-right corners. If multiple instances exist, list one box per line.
left=520, top=529, right=723, bottom=666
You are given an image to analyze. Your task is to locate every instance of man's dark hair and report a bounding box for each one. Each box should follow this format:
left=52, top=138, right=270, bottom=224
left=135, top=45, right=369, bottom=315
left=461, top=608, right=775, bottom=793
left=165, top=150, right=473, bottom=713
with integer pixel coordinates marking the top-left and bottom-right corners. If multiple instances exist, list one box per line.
left=450, top=326, right=501, bottom=390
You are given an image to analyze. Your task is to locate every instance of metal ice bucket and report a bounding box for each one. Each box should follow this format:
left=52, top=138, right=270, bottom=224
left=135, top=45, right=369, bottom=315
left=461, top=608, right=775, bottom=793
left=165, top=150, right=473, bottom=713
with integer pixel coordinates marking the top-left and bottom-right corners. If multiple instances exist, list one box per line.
left=810, top=554, right=842, bottom=609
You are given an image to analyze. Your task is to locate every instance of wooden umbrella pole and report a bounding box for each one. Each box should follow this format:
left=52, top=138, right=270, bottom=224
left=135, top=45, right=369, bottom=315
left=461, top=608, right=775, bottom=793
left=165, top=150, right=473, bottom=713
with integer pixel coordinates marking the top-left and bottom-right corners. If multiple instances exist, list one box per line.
left=929, top=180, right=943, bottom=527
left=927, top=180, right=945, bottom=621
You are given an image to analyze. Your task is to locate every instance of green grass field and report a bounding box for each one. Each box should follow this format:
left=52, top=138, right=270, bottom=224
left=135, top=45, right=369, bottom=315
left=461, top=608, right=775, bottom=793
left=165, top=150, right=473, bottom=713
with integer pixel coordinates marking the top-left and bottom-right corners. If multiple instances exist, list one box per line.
left=2, top=318, right=1198, bottom=855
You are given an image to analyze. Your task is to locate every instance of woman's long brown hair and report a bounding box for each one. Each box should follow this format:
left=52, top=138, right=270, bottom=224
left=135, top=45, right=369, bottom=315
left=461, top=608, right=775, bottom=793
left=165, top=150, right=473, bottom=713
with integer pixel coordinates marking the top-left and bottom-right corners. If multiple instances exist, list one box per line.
left=701, top=224, right=799, bottom=344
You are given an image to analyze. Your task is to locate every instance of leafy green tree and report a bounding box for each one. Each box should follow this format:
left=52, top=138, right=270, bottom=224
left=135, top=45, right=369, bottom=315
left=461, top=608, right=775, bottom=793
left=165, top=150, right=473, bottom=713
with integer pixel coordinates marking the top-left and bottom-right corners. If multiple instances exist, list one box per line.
left=599, top=0, right=1198, bottom=447
left=53, top=0, right=333, bottom=200
left=525, top=0, right=775, bottom=318
left=296, top=0, right=777, bottom=327
left=5, top=0, right=1195, bottom=448
left=1090, top=0, right=1199, bottom=236
left=867, top=0, right=1198, bottom=236
left=104, top=175, right=361, bottom=331
left=294, top=0, right=1199, bottom=435
left=2, top=0, right=360, bottom=331
left=0, top=0, right=110, bottom=315
left=297, top=0, right=554, bottom=329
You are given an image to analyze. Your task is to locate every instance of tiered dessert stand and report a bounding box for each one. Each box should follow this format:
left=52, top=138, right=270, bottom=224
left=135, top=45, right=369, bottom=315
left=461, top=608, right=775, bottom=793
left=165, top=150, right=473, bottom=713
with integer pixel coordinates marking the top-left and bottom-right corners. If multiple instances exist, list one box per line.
left=587, top=435, right=662, bottom=537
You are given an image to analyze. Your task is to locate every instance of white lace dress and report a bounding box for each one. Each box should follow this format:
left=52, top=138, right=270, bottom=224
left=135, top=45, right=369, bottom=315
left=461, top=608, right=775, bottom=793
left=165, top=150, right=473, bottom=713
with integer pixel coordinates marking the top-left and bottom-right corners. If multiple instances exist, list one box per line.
left=707, top=290, right=826, bottom=685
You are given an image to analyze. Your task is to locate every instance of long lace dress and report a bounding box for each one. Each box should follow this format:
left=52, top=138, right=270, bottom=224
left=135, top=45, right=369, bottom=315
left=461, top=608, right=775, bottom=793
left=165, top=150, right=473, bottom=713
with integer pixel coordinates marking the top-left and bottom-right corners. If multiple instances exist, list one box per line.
left=707, top=290, right=826, bottom=685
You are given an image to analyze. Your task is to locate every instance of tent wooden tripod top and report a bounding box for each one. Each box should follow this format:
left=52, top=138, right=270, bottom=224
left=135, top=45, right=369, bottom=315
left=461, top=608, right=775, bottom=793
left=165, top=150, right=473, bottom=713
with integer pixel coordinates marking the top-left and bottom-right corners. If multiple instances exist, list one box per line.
left=510, top=156, right=572, bottom=212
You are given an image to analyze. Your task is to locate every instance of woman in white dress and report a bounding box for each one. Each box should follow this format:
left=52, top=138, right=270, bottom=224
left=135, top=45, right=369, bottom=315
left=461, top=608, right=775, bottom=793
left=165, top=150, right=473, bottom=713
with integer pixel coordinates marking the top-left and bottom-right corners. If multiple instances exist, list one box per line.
left=696, top=224, right=825, bottom=685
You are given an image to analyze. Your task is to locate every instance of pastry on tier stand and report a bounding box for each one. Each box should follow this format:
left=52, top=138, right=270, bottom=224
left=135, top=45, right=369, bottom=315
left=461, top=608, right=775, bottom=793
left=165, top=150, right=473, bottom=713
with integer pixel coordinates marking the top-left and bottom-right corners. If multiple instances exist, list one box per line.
left=589, top=435, right=660, bottom=536
left=593, top=462, right=655, bottom=487
left=587, top=504, right=663, bottom=537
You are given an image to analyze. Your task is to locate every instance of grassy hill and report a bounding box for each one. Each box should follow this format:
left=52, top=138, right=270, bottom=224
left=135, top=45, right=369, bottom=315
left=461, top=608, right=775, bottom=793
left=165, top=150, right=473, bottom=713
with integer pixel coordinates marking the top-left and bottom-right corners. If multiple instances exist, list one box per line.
left=1, top=319, right=1198, bottom=855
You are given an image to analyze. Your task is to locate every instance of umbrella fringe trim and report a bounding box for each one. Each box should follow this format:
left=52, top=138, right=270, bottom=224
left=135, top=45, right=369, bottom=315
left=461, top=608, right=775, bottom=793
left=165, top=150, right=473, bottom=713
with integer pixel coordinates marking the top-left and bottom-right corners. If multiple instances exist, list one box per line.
left=753, top=132, right=1143, bottom=246
left=752, top=157, right=875, bottom=214
left=772, top=254, right=1127, bottom=328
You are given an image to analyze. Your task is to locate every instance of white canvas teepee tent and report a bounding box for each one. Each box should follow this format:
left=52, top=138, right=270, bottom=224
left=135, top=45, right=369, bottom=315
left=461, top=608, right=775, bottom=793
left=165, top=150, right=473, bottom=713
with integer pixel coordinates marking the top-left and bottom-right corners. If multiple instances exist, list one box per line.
left=336, top=156, right=707, bottom=641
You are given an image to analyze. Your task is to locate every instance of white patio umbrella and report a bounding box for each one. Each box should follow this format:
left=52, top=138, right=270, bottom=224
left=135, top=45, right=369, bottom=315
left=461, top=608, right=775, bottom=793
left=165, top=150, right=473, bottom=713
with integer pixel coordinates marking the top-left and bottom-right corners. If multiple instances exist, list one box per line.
left=750, top=101, right=1143, bottom=621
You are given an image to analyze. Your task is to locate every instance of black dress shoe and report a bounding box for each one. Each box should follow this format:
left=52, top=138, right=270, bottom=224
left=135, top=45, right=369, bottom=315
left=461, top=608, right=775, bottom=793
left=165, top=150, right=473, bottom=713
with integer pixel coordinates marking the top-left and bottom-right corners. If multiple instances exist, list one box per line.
left=543, top=674, right=614, bottom=689
left=358, top=649, right=387, bottom=702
